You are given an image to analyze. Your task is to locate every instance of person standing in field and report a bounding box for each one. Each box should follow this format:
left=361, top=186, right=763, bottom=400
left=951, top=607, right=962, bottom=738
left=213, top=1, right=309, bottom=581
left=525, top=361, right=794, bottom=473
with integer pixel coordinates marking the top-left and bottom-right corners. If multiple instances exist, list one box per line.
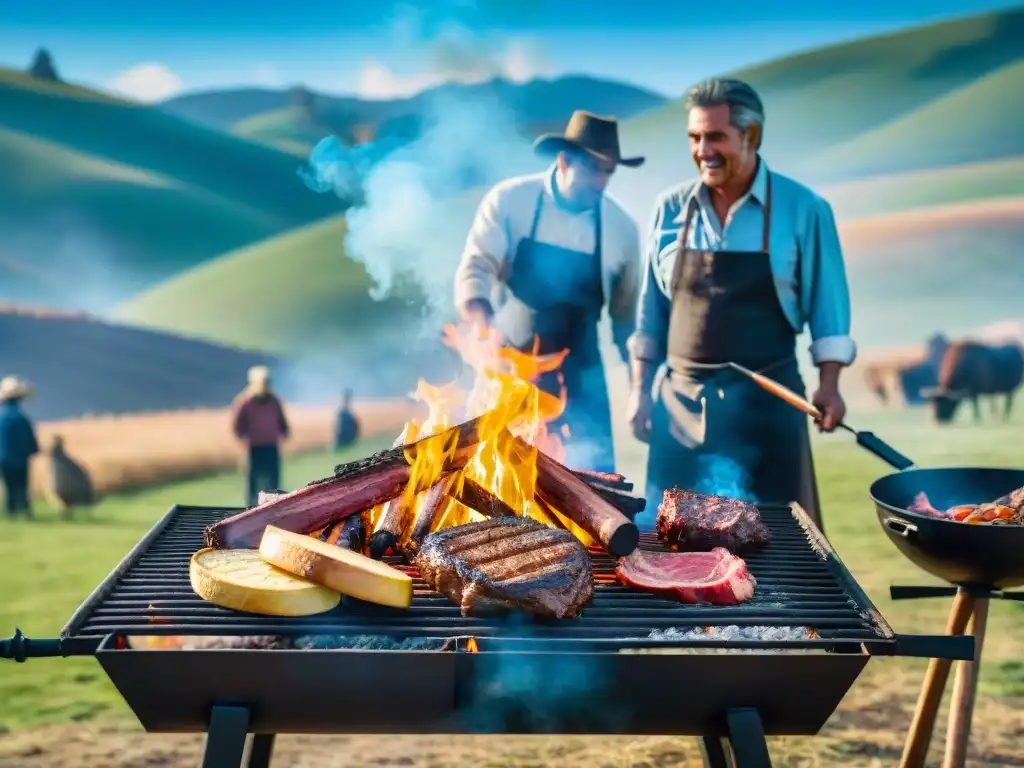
left=334, top=388, right=360, bottom=450
left=232, top=366, right=290, bottom=507
left=0, top=376, right=40, bottom=517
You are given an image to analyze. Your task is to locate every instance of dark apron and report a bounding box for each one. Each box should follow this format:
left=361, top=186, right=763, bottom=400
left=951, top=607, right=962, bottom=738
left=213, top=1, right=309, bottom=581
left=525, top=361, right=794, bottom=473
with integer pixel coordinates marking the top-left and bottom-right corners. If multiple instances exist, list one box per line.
left=642, top=174, right=823, bottom=531
left=492, top=191, right=615, bottom=473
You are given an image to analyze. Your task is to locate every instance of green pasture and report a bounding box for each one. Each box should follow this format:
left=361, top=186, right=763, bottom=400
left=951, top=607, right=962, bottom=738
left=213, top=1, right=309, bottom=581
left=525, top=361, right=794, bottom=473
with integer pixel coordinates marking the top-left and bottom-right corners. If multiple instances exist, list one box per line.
left=2, top=404, right=1023, bottom=731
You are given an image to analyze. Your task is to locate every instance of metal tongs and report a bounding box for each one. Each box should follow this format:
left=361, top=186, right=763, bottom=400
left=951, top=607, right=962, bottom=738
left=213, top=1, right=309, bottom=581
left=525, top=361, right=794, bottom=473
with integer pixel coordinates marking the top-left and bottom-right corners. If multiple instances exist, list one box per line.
left=727, top=362, right=915, bottom=471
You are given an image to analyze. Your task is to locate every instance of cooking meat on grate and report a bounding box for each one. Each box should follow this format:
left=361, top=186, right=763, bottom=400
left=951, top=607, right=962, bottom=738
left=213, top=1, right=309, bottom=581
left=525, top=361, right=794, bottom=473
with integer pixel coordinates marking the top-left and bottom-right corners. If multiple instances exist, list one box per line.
left=657, top=488, right=770, bottom=553
left=414, top=516, right=593, bottom=618
left=616, top=548, right=756, bottom=605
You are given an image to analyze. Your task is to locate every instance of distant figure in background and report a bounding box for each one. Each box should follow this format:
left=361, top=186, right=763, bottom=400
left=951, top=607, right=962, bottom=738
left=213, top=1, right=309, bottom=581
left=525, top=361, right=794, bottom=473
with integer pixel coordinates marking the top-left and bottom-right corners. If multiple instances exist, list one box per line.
left=232, top=366, right=290, bottom=507
left=47, top=435, right=95, bottom=519
left=334, top=389, right=360, bottom=450
left=0, top=376, right=39, bottom=516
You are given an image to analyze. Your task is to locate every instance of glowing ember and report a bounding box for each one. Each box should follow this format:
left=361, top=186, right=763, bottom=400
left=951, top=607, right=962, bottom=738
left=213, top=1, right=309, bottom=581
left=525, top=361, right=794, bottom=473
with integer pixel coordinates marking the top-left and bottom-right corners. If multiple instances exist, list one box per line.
left=466, top=636, right=479, bottom=653
left=367, top=323, right=595, bottom=548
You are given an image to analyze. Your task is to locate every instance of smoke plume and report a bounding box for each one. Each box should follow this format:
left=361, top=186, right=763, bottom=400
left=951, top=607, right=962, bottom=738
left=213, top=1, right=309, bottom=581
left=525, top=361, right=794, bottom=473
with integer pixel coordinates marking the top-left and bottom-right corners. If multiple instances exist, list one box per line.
left=305, top=19, right=548, bottom=341
left=694, top=453, right=758, bottom=502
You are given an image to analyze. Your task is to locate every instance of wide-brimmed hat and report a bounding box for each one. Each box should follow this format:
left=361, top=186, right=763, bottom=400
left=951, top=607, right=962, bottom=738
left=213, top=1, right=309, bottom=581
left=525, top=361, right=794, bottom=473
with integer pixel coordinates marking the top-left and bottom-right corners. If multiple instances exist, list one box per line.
left=0, top=375, right=34, bottom=401
left=533, top=110, right=644, bottom=168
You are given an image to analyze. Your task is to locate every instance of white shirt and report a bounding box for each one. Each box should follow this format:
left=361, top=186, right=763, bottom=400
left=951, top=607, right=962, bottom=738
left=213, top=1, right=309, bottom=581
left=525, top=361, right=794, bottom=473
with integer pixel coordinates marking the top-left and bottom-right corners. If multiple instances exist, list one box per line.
left=454, top=167, right=642, bottom=359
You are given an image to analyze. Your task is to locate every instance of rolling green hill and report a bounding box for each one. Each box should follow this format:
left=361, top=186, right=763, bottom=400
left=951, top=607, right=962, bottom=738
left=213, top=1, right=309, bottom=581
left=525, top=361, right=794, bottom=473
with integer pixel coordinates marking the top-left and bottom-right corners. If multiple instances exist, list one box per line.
left=0, top=67, right=339, bottom=306
left=612, top=6, right=1024, bottom=220
left=230, top=106, right=332, bottom=157
left=806, top=59, right=1024, bottom=181
left=115, top=186, right=485, bottom=355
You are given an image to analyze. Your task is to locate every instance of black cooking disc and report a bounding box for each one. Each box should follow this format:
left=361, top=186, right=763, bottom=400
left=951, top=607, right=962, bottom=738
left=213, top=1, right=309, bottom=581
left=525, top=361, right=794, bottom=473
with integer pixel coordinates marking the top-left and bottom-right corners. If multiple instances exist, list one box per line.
left=871, top=466, right=1024, bottom=513
left=870, top=467, right=1024, bottom=589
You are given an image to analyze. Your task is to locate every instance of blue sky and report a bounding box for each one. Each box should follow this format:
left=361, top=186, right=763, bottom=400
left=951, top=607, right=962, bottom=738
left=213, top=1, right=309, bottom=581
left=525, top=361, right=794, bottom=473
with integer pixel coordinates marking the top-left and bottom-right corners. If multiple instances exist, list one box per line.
left=0, top=0, right=1015, bottom=101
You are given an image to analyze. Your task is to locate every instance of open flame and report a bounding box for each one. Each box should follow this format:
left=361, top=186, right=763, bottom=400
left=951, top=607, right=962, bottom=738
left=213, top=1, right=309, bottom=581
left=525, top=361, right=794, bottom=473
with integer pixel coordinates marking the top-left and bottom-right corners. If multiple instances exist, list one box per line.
left=367, top=323, right=595, bottom=548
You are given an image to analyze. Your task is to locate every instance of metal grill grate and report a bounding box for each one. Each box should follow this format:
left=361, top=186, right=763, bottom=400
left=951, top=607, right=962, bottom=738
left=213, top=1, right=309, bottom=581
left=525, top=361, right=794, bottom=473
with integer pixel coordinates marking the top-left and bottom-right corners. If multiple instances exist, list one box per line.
left=62, top=503, right=895, bottom=653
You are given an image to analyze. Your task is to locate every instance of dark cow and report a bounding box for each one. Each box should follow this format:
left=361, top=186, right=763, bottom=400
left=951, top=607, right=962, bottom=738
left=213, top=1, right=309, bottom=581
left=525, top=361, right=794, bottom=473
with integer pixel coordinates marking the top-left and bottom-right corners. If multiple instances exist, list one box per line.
left=924, top=340, right=1024, bottom=424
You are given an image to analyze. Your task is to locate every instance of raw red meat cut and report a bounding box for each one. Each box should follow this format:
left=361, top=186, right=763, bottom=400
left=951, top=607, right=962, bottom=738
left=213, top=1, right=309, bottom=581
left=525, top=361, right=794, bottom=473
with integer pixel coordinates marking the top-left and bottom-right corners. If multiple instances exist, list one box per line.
left=657, top=488, right=770, bottom=553
left=615, top=548, right=756, bottom=605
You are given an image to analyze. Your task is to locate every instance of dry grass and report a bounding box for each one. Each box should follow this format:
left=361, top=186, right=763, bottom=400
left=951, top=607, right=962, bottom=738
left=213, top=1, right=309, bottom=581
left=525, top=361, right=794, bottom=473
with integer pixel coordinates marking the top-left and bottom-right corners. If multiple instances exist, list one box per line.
left=27, top=400, right=418, bottom=498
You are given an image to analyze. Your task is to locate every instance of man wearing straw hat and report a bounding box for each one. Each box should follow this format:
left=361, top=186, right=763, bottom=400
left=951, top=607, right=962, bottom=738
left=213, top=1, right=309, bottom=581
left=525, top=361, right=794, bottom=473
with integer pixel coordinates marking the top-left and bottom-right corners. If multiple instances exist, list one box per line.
left=454, top=110, right=644, bottom=473
left=0, top=375, right=40, bottom=516
left=232, top=366, right=290, bottom=507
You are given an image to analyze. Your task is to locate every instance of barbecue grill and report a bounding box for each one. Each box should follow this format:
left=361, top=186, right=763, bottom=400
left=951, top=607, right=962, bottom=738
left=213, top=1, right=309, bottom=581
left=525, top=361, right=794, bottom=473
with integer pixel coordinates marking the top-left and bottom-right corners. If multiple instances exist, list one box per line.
left=3, top=502, right=971, bottom=768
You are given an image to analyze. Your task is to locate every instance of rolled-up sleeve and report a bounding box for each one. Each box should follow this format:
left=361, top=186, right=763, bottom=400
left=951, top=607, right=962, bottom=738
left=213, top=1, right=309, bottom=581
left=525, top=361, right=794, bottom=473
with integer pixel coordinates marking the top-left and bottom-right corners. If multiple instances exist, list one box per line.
left=801, top=196, right=857, bottom=366
left=454, top=185, right=508, bottom=310
left=608, top=221, right=641, bottom=363
left=627, top=198, right=671, bottom=363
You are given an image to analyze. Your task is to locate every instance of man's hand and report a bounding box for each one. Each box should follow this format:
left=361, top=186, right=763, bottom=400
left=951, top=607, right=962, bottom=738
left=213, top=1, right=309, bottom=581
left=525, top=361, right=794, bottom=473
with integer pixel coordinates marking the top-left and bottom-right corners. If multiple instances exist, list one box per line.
left=811, top=385, right=846, bottom=432
left=813, top=361, right=846, bottom=432
left=627, top=386, right=654, bottom=443
left=461, top=298, right=493, bottom=330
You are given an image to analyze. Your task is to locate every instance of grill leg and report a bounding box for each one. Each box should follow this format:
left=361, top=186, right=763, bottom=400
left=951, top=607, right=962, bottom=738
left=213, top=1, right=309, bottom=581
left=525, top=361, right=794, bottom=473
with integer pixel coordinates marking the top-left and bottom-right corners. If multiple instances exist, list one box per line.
left=698, top=736, right=730, bottom=767
left=247, top=734, right=276, bottom=768
left=899, top=588, right=976, bottom=768
left=725, top=708, right=773, bottom=767
left=203, top=705, right=250, bottom=768
left=942, top=597, right=990, bottom=768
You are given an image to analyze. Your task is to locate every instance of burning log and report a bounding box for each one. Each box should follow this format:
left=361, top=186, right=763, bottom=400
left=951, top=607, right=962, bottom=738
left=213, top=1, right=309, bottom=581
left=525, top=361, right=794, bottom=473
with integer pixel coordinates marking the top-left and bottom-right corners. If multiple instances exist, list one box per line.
left=319, top=512, right=368, bottom=552
left=572, top=470, right=633, bottom=492
left=506, top=432, right=639, bottom=557
left=368, top=423, right=421, bottom=559
left=204, top=413, right=492, bottom=549
left=450, top=477, right=516, bottom=518
left=586, top=485, right=647, bottom=521
left=404, top=478, right=453, bottom=554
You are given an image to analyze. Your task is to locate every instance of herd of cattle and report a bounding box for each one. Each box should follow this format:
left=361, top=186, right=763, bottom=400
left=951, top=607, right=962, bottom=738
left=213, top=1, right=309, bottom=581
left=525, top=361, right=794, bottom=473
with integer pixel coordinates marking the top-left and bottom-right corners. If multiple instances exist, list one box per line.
left=863, top=333, right=1024, bottom=424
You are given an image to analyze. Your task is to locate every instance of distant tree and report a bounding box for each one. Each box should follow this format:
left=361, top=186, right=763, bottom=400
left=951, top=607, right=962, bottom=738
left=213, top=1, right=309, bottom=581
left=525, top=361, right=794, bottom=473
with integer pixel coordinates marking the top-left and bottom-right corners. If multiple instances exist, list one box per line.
left=28, top=48, right=60, bottom=82
left=290, top=85, right=317, bottom=124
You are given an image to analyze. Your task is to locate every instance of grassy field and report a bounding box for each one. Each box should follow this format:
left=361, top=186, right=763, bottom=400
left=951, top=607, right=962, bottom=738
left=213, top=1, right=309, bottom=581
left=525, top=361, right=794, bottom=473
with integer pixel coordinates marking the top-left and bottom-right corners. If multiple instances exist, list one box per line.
left=0, top=404, right=1022, bottom=765
left=0, top=66, right=339, bottom=306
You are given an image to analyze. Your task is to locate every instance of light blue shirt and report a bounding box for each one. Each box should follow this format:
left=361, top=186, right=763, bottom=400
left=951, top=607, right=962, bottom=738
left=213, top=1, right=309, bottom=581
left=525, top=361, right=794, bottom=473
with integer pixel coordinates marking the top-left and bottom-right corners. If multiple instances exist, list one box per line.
left=628, top=159, right=856, bottom=367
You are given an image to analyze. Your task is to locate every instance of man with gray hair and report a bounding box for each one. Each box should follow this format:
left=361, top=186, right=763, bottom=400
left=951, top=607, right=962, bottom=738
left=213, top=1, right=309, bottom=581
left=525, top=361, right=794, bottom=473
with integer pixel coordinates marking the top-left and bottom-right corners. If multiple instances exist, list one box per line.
left=626, top=78, right=855, bottom=531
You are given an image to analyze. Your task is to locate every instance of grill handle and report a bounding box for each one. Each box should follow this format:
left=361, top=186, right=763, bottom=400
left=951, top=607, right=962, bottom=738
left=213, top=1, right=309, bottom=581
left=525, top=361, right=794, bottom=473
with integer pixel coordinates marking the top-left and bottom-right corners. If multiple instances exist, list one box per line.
left=883, top=517, right=919, bottom=538
left=892, top=633, right=975, bottom=661
left=852, top=430, right=916, bottom=471
left=1, top=629, right=65, bottom=663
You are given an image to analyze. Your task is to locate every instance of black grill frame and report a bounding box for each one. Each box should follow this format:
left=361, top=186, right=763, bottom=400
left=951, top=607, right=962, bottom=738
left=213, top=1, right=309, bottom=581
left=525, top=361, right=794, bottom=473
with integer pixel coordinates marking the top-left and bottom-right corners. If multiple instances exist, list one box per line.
left=64, top=503, right=896, bottom=654
left=0, top=501, right=973, bottom=767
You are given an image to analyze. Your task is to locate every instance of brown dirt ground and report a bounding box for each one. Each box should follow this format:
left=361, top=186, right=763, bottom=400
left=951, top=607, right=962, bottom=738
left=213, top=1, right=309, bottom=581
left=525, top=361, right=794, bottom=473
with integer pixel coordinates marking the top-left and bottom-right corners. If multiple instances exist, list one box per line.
left=1, top=666, right=1021, bottom=767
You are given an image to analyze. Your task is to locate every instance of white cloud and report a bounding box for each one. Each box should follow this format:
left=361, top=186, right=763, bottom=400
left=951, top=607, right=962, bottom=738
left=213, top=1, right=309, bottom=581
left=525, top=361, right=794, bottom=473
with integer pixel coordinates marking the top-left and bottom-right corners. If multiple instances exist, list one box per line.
left=252, top=62, right=283, bottom=88
left=107, top=63, right=183, bottom=103
left=501, top=39, right=554, bottom=84
left=358, top=61, right=443, bottom=100
left=356, top=36, right=553, bottom=99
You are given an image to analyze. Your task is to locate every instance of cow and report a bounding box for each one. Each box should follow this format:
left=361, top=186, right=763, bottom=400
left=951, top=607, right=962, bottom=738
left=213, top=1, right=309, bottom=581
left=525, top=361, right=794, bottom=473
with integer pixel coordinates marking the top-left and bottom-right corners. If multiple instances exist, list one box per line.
left=863, top=333, right=949, bottom=406
left=923, top=340, right=1024, bottom=424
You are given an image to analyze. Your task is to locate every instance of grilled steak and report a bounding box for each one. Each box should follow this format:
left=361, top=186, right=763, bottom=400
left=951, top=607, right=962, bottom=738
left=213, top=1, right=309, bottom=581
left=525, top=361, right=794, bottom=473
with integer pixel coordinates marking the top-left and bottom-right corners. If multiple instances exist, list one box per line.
left=414, top=516, right=593, bottom=618
left=616, top=548, right=756, bottom=605
left=657, top=488, right=770, bottom=553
